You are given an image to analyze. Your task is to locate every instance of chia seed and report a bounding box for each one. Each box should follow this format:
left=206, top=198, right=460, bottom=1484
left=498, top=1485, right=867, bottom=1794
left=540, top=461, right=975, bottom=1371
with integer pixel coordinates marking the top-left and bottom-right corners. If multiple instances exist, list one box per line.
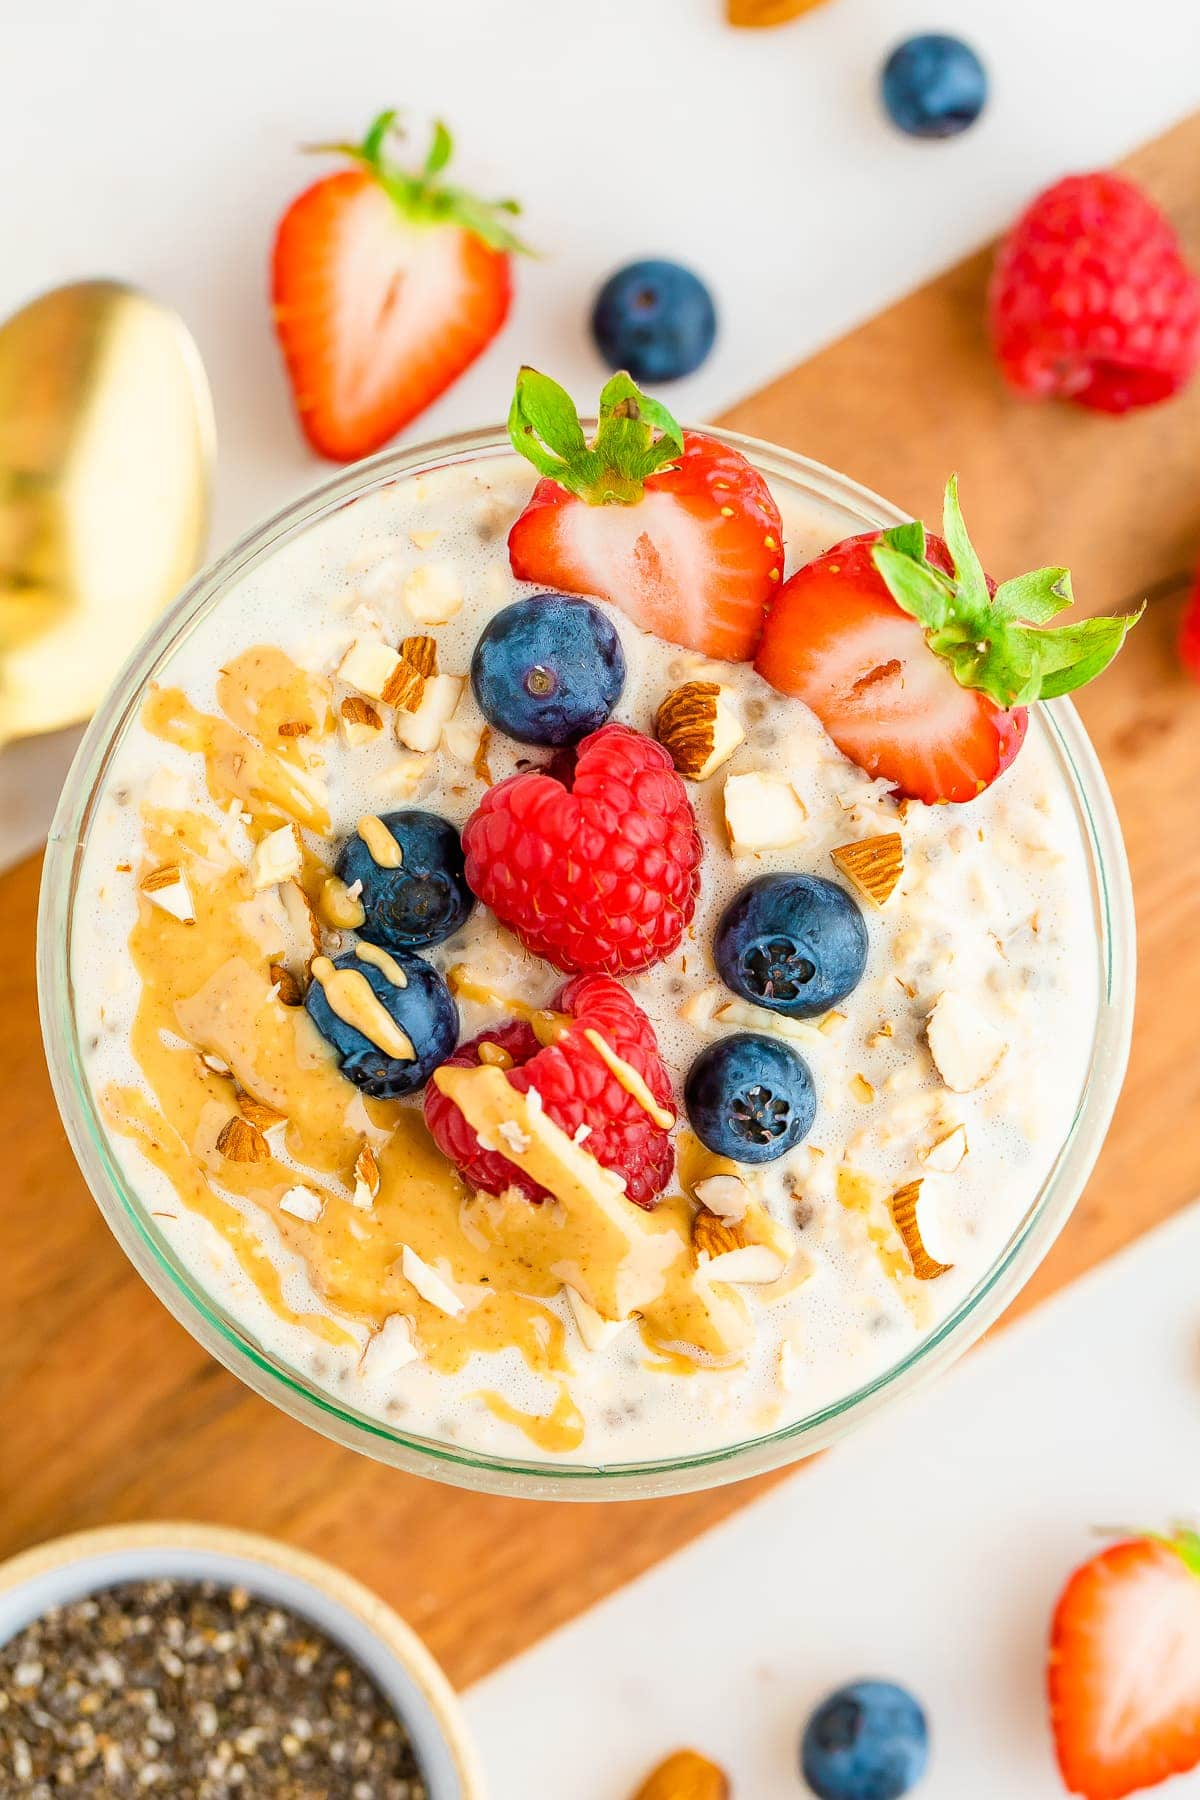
left=0, top=1579, right=428, bottom=1798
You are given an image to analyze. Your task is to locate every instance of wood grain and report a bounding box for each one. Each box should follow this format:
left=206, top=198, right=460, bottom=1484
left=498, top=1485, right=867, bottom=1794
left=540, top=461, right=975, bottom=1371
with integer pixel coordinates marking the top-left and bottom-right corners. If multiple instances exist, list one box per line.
left=4, top=113, right=1200, bottom=1691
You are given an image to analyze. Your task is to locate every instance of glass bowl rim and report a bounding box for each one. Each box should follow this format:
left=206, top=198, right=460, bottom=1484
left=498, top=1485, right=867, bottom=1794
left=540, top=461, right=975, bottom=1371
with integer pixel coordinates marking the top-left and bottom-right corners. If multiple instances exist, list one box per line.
left=38, top=422, right=1135, bottom=1501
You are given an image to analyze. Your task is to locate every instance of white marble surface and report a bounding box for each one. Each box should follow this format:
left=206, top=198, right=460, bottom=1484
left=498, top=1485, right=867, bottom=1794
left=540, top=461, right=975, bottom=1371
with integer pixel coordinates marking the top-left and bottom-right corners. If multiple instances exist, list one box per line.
left=3, top=0, right=1200, bottom=867
left=465, top=1203, right=1200, bottom=1797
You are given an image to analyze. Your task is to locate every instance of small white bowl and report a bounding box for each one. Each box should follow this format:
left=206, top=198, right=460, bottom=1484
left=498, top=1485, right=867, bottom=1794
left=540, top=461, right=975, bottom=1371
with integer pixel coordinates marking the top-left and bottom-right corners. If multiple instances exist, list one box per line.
left=0, top=1522, right=484, bottom=1797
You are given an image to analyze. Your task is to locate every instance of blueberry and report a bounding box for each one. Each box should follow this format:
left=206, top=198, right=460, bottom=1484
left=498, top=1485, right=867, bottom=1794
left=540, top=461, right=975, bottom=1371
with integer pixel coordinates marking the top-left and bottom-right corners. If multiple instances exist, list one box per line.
left=801, top=1680, right=929, bottom=1800
left=591, top=259, right=717, bottom=383
left=471, top=594, right=626, bottom=747
left=334, top=810, right=473, bottom=951
left=305, top=950, right=457, bottom=1099
left=715, top=874, right=867, bottom=1019
left=880, top=34, right=987, bottom=139
left=684, top=1032, right=816, bottom=1164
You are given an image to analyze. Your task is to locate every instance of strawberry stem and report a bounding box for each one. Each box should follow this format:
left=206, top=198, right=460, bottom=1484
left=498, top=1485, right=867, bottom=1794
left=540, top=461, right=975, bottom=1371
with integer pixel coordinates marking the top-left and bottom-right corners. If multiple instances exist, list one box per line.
left=307, top=109, right=531, bottom=255
left=508, top=368, right=685, bottom=505
left=870, top=477, right=1142, bottom=708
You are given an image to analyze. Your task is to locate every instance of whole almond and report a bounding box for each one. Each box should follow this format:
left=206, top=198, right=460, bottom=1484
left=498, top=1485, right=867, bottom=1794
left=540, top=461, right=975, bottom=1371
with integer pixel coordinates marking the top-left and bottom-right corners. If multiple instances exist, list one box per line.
left=632, top=1748, right=730, bottom=1800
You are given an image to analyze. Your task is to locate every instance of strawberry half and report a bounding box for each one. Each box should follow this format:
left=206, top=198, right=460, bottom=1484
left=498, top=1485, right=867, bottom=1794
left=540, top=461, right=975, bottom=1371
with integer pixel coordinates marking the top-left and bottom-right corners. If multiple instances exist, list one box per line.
left=272, top=111, right=526, bottom=462
left=755, top=478, right=1140, bottom=805
left=1049, top=1531, right=1200, bottom=1799
left=506, top=368, right=783, bottom=661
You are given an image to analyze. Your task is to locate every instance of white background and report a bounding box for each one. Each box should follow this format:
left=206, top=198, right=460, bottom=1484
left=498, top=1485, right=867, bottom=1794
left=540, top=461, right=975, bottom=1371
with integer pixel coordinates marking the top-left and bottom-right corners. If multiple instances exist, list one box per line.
left=3, top=0, right=1200, bottom=862
left=467, top=1206, right=1200, bottom=1797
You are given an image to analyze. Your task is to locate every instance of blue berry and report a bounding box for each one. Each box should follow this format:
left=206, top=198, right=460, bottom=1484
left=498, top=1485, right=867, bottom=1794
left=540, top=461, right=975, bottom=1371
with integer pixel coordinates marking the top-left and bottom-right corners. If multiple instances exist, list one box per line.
left=801, top=1681, right=929, bottom=1800
left=684, top=1032, right=816, bottom=1164
left=591, top=259, right=717, bottom=383
left=334, top=810, right=473, bottom=951
left=715, top=874, right=867, bottom=1019
left=881, top=34, right=987, bottom=139
left=305, top=950, right=457, bottom=1099
left=471, top=594, right=626, bottom=747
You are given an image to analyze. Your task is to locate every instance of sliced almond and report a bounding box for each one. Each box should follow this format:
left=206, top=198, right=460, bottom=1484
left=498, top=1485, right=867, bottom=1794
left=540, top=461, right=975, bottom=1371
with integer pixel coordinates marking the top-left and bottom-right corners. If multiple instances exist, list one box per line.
left=236, top=1094, right=286, bottom=1133
left=140, top=865, right=195, bottom=925
left=703, top=1243, right=789, bottom=1285
left=564, top=1282, right=627, bottom=1352
left=339, top=694, right=384, bottom=748
left=831, top=832, right=904, bottom=907
left=377, top=750, right=433, bottom=800
left=400, top=1244, right=464, bottom=1317
left=692, top=1208, right=748, bottom=1262
left=631, top=1748, right=729, bottom=1800
left=395, top=672, right=463, bottom=752
left=352, top=1143, right=381, bottom=1209
left=654, top=681, right=745, bottom=780
left=279, top=1184, right=324, bottom=1222
left=723, top=771, right=808, bottom=855
left=380, top=635, right=437, bottom=710
left=850, top=1073, right=875, bottom=1104
left=693, top=1173, right=749, bottom=1222
left=474, top=723, right=494, bottom=785
left=402, top=562, right=462, bottom=626
left=279, top=878, right=322, bottom=959
left=443, top=718, right=485, bottom=766
left=921, top=1123, right=969, bottom=1174
left=269, top=961, right=304, bottom=1006
left=338, top=637, right=403, bottom=702
left=716, top=999, right=824, bottom=1048
left=199, top=1051, right=232, bottom=1077
left=216, top=1116, right=270, bottom=1163
left=927, top=991, right=1007, bottom=1092
left=276, top=719, right=311, bottom=738
left=360, top=1313, right=419, bottom=1378
left=890, top=1178, right=952, bottom=1280
left=250, top=822, right=304, bottom=891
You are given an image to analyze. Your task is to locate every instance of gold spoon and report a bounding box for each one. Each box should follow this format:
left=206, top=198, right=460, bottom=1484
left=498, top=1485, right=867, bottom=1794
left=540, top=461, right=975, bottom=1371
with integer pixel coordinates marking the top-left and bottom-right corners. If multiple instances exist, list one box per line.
left=0, top=279, right=215, bottom=745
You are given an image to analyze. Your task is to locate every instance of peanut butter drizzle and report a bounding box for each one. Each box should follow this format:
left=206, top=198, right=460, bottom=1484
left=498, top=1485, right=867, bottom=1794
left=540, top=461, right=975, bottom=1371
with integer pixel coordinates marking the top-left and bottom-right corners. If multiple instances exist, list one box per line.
left=143, top=685, right=330, bottom=836
left=837, top=1166, right=932, bottom=1327
left=216, top=646, right=333, bottom=759
left=310, top=957, right=415, bottom=1061
left=355, top=941, right=408, bottom=986
left=357, top=813, right=404, bottom=867
left=476, top=1386, right=586, bottom=1454
left=115, top=646, right=764, bottom=1445
left=581, top=1028, right=675, bottom=1129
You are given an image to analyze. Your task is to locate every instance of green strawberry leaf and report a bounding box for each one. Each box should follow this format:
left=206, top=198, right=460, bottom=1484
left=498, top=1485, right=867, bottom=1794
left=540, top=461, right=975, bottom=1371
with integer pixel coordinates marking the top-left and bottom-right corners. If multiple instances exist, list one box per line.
left=508, top=367, right=684, bottom=505
left=870, top=476, right=1141, bottom=709
left=314, top=110, right=533, bottom=255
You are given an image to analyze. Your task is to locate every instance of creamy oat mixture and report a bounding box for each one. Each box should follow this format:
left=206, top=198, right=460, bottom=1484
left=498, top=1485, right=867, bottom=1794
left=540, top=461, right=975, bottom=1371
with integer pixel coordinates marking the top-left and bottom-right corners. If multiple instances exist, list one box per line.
left=72, top=453, right=1099, bottom=1464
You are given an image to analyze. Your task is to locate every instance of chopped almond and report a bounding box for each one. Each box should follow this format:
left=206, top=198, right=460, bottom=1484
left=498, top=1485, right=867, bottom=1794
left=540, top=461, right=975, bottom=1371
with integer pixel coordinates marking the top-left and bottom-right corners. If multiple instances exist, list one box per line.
left=140, top=865, right=195, bottom=925
left=723, top=772, right=808, bottom=855
left=216, top=1116, right=270, bottom=1163
left=831, top=832, right=904, bottom=907
left=890, top=1178, right=952, bottom=1280
left=250, top=822, right=304, bottom=891
left=655, top=681, right=744, bottom=780
left=927, top=991, right=1007, bottom=1092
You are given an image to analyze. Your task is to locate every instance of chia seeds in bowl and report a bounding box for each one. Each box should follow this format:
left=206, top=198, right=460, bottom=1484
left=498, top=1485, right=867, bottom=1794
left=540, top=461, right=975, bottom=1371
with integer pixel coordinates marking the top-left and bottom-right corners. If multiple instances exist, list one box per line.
left=0, top=1526, right=481, bottom=1799
left=0, top=1578, right=426, bottom=1797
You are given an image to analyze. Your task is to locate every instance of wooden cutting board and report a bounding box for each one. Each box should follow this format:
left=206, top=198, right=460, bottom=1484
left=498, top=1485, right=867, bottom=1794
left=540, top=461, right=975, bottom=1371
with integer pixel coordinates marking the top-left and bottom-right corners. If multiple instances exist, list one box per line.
left=4, top=112, right=1200, bottom=1693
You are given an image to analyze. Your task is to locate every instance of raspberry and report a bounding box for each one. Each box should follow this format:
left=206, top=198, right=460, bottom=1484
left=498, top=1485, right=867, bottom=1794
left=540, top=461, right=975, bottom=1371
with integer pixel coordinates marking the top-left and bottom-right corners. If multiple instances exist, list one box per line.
left=989, top=172, right=1200, bottom=413
left=1181, top=572, right=1200, bottom=681
left=462, top=722, right=701, bottom=975
left=422, top=975, right=675, bottom=1208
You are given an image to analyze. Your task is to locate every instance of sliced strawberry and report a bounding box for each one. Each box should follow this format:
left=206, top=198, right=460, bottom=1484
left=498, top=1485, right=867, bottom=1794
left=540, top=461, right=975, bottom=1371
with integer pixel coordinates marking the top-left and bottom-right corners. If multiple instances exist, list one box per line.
left=1049, top=1532, right=1200, bottom=1799
left=755, top=478, right=1140, bottom=805
left=506, top=369, right=782, bottom=661
left=272, top=112, right=525, bottom=462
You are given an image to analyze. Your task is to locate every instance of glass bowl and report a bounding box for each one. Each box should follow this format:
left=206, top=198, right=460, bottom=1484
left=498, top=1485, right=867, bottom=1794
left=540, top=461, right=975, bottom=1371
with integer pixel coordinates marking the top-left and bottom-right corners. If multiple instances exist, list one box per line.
left=38, top=426, right=1135, bottom=1501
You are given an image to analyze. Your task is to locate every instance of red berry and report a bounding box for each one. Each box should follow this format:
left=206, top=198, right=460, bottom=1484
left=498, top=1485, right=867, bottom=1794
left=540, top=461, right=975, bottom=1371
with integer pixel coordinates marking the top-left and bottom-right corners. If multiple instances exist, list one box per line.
left=423, top=976, right=675, bottom=1208
left=1181, top=572, right=1200, bottom=680
left=1049, top=1532, right=1200, bottom=1799
left=755, top=529, right=1028, bottom=805
left=989, top=172, right=1200, bottom=413
left=272, top=113, right=524, bottom=461
left=462, top=723, right=701, bottom=975
left=505, top=368, right=783, bottom=662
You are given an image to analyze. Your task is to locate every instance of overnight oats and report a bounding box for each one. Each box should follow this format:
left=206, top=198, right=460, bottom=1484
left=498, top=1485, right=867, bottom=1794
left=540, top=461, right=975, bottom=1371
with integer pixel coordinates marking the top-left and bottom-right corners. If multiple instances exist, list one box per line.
left=60, top=372, right=1136, bottom=1474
